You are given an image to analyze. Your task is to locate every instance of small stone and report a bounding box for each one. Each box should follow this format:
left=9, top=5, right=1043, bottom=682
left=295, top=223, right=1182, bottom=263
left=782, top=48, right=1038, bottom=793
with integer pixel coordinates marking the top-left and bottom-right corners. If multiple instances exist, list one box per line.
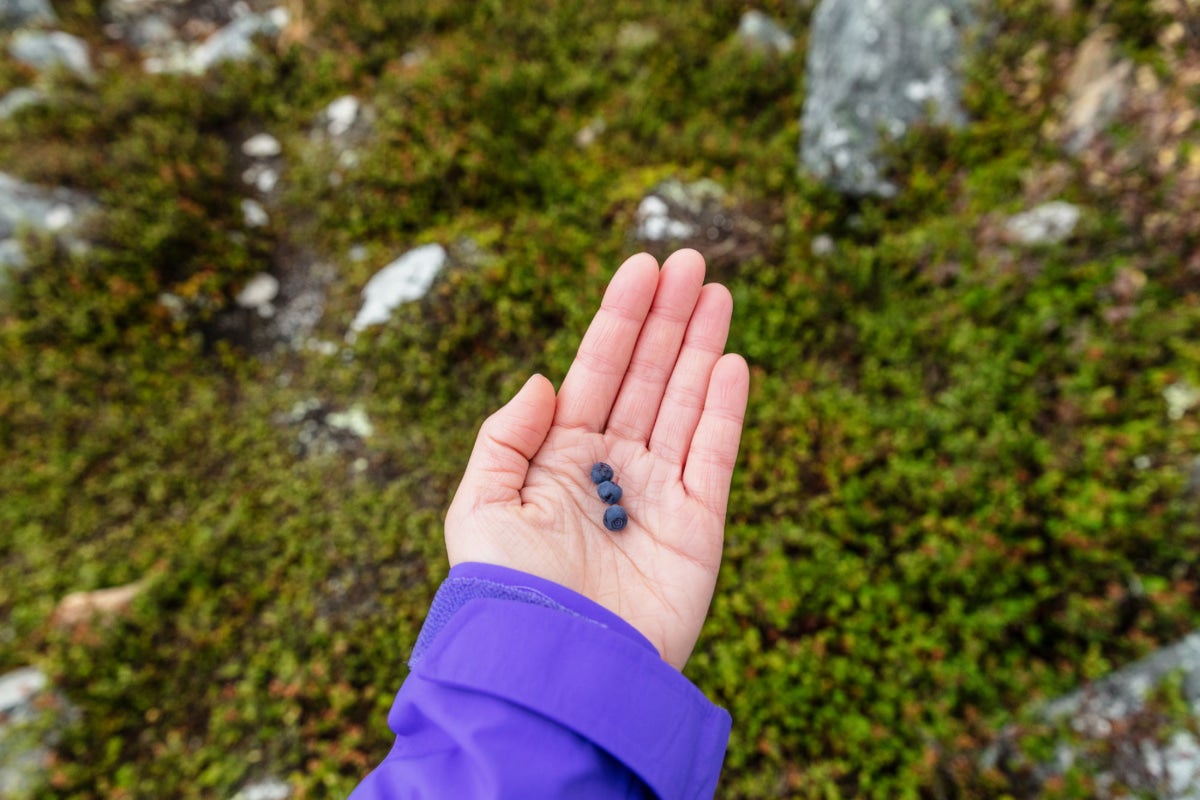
left=738, top=10, right=794, bottom=55
left=349, top=243, right=447, bottom=332
left=325, top=95, right=360, bottom=137
left=616, top=21, right=659, bottom=51
left=242, top=133, right=282, bottom=158
left=0, top=87, right=45, bottom=119
left=811, top=234, right=835, bottom=257
left=1005, top=201, right=1081, bottom=245
left=9, top=30, right=93, bottom=79
left=235, top=273, right=279, bottom=309
left=325, top=405, right=373, bottom=439
left=241, top=198, right=269, bottom=228
left=1164, top=382, right=1200, bottom=422
left=230, top=778, right=292, bottom=800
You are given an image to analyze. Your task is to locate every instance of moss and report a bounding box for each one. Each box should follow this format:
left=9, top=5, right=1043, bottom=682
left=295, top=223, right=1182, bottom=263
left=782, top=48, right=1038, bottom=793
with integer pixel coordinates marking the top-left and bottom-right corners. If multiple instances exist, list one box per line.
left=1, top=0, right=1199, bottom=797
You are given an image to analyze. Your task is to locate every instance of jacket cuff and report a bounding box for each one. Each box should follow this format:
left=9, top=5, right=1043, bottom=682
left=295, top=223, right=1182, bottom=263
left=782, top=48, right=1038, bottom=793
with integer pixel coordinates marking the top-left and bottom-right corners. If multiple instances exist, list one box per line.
left=409, top=566, right=731, bottom=799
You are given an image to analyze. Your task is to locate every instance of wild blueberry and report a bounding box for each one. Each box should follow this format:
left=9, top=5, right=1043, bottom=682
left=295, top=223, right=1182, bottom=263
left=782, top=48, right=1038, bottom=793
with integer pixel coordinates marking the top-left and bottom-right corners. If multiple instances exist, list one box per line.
left=596, top=480, right=622, bottom=505
left=603, top=505, right=628, bottom=532
left=590, top=462, right=614, bottom=484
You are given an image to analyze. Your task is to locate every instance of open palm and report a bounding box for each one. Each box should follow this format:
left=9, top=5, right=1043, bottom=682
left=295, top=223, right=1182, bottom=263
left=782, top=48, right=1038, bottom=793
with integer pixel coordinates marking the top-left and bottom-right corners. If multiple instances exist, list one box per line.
left=445, top=250, right=749, bottom=670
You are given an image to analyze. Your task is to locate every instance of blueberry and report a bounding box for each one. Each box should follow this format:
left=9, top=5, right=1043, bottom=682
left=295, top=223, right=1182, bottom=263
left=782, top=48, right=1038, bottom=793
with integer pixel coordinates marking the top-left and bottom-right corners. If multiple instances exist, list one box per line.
left=590, top=462, right=614, bottom=484
left=596, top=480, right=623, bottom=505
left=603, top=505, right=628, bottom=532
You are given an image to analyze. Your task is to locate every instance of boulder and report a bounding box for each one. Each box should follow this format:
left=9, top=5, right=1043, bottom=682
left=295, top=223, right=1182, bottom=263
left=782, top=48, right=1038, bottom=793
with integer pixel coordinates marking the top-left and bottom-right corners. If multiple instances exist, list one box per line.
left=800, top=0, right=978, bottom=196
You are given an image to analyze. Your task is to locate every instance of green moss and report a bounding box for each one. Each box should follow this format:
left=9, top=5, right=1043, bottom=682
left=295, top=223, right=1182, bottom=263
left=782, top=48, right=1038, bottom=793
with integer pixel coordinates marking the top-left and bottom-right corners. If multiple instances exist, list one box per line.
left=1, top=0, right=1199, bottom=797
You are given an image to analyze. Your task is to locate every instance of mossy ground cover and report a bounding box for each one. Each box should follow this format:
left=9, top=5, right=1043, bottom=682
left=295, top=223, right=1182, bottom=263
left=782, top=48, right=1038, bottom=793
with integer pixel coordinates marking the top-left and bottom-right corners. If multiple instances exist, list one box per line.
left=2, top=0, right=1199, bottom=797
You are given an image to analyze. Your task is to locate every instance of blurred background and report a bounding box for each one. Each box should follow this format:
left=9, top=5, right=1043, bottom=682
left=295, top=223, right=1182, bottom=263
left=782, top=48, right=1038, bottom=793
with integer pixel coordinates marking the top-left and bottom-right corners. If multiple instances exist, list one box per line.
left=2, top=0, right=1199, bottom=797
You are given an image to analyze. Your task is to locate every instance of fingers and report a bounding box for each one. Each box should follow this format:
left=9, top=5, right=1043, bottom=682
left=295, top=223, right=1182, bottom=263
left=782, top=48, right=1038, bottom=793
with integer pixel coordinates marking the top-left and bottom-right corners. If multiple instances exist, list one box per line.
left=648, top=283, right=733, bottom=464
left=554, top=253, right=660, bottom=431
left=604, top=250, right=707, bottom=442
left=682, top=354, right=750, bottom=517
left=455, top=374, right=557, bottom=506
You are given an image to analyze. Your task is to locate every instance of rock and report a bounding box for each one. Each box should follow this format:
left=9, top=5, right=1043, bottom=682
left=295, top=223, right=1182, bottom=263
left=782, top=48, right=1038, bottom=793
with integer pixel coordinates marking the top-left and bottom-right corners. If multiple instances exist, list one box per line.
left=737, top=10, right=794, bottom=55
left=280, top=399, right=371, bottom=458
left=0, top=0, right=55, bottom=29
left=1005, top=201, right=1081, bottom=245
left=1164, top=382, right=1200, bottom=422
left=325, top=405, right=373, bottom=439
left=8, top=30, right=93, bottom=80
left=241, top=198, right=269, bottom=228
left=634, top=179, right=727, bottom=242
left=126, top=13, right=175, bottom=49
left=242, top=133, right=281, bottom=159
left=241, top=164, right=279, bottom=194
left=800, top=0, right=978, bottom=196
left=1057, top=27, right=1132, bottom=155
left=144, top=8, right=288, bottom=75
left=0, top=172, right=96, bottom=280
left=230, top=778, right=292, bottom=800
left=1031, top=631, right=1200, bottom=798
left=324, top=96, right=360, bottom=138
left=235, top=272, right=279, bottom=310
left=0, top=88, right=44, bottom=119
left=349, top=243, right=447, bottom=333
left=811, top=234, right=836, bottom=257
left=0, top=667, right=76, bottom=797
left=51, top=577, right=149, bottom=628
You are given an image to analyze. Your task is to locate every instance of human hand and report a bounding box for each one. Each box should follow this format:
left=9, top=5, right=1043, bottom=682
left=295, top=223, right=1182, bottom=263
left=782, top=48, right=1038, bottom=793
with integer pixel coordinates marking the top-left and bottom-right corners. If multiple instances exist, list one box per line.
left=444, top=249, right=749, bottom=670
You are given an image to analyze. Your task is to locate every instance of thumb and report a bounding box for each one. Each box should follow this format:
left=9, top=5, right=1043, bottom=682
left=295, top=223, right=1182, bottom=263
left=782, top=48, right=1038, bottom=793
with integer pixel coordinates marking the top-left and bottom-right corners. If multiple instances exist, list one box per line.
left=454, top=374, right=557, bottom=506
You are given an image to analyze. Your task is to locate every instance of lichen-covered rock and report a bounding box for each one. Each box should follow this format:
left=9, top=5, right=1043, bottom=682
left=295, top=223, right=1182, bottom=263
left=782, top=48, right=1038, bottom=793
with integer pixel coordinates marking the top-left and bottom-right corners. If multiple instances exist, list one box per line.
left=0, top=667, right=77, bottom=798
left=0, top=0, right=56, bottom=30
left=0, top=172, right=97, bottom=281
left=800, top=0, right=978, bottom=196
left=1005, top=201, right=1081, bottom=245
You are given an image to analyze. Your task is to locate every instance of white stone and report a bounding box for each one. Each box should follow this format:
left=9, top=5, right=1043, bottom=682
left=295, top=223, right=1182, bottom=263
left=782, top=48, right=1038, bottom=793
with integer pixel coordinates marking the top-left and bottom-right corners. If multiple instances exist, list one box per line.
left=349, top=243, right=446, bottom=332
left=242, top=133, right=281, bottom=158
left=241, top=198, right=268, bottom=228
left=738, top=10, right=794, bottom=54
left=326, top=405, right=373, bottom=439
left=44, top=203, right=73, bottom=231
left=231, top=778, right=292, bottom=800
left=325, top=95, right=360, bottom=137
left=0, top=88, right=44, bottom=119
left=811, top=234, right=836, bottom=257
left=9, top=31, right=93, bottom=79
left=1164, top=382, right=1200, bottom=421
left=1005, top=201, right=1082, bottom=245
left=0, top=667, right=46, bottom=714
left=235, top=273, right=279, bottom=309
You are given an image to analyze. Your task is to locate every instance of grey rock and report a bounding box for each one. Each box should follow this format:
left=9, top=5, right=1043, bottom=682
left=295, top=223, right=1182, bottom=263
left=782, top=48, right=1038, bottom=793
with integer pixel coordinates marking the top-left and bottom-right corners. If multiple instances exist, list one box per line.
left=128, top=14, right=176, bottom=49
left=800, top=0, right=978, bottom=196
left=635, top=179, right=726, bottom=242
left=738, top=10, right=794, bottom=55
left=0, top=667, right=77, bottom=798
left=144, top=8, right=288, bottom=75
left=0, top=172, right=96, bottom=279
left=349, top=243, right=447, bottom=334
left=1005, top=201, right=1081, bottom=245
left=1035, top=631, right=1200, bottom=798
left=0, top=0, right=56, bottom=29
left=0, top=87, right=45, bottom=119
left=9, top=30, right=93, bottom=79
left=241, top=198, right=269, bottom=228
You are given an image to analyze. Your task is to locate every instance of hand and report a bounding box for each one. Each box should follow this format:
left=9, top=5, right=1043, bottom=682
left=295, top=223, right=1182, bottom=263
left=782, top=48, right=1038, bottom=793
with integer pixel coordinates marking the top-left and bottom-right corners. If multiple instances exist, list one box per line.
left=444, top=249, right=749, bottom=669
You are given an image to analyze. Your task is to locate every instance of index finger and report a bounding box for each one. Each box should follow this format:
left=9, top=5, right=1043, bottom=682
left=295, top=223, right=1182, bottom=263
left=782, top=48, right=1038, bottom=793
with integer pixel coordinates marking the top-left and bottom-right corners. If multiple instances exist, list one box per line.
left=554, top=253, right=660, bottom=432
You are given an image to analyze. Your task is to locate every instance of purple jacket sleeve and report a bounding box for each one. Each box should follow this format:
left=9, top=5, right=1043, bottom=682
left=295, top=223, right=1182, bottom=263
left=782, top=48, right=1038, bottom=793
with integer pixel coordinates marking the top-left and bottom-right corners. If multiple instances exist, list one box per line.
left=349, top=563, right=731, bottom=799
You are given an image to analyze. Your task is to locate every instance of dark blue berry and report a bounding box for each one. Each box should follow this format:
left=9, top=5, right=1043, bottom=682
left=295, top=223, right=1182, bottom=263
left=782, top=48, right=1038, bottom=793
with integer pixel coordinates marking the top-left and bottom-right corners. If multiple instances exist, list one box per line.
left=603, top=505, right=628, bottom=531
left=590, top=462, right=614, bottom=484
left=596, top=480, right=622, bottom=505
